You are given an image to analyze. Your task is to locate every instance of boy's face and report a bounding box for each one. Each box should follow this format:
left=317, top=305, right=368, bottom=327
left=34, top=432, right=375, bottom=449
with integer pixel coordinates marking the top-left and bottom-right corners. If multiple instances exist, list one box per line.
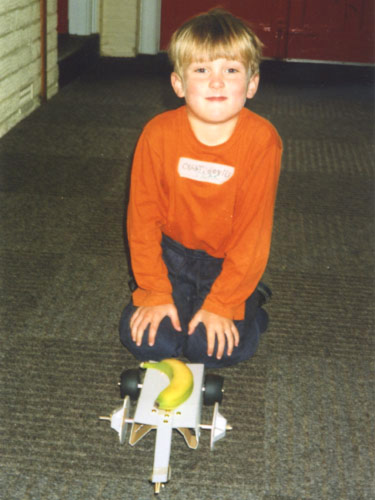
left=171, top=58, right=259, bottom=129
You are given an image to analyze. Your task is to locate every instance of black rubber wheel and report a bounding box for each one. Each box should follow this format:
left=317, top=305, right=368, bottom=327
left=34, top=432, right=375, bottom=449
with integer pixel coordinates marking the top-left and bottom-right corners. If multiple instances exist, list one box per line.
left=119, top=369, right=141, bottom=400
left=203, top=374, right=224, bottom=405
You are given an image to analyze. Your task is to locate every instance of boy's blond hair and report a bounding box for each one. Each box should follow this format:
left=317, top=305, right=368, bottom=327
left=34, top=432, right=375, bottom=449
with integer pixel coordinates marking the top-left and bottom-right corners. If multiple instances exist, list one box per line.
left=168, top=9, right=263, bottom=79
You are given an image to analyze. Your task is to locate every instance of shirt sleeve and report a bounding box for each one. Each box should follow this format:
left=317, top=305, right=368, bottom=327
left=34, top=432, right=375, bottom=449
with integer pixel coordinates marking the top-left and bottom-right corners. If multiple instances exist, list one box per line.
left=127, top=129, right=174, bottom=307
left=202, top=135, right=282, bottom=319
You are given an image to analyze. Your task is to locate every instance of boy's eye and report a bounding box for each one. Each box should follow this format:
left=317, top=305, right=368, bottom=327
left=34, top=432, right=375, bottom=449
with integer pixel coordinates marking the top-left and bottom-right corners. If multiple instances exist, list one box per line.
left=195, top=67, right=207, bottom=73
left=226, top=67, right=239, bottom=73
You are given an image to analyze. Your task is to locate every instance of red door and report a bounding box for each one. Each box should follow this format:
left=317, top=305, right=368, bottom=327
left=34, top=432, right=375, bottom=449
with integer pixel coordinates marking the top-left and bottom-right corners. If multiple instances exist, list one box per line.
left=287, top=0, right=374, bottom=64
left=57, top=0, right=69, bottom=34
left=160, top=0, right=290, bottom=59
left=160, top=0, right=374, bottom=64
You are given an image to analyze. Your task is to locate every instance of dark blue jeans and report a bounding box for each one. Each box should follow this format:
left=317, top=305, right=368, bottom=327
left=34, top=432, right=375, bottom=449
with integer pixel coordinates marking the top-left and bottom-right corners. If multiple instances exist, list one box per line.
left=119, top=235, right=268, bottom=368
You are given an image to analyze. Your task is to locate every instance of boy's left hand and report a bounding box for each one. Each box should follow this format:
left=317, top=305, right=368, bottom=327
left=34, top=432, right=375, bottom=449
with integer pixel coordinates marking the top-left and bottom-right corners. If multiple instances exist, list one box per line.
left=188, top=309, right=239, bottom=359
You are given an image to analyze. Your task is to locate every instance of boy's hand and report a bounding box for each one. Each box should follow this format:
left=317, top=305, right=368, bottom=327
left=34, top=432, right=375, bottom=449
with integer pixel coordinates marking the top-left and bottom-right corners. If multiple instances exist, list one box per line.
left=188, top=309, right=239, bottom=359
left=130, top=304, right=181, bottom=347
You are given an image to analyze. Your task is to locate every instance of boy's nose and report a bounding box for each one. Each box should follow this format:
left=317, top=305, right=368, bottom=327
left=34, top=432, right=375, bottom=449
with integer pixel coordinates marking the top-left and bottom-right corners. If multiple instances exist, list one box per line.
left=209, top=73, right=225, bottom=88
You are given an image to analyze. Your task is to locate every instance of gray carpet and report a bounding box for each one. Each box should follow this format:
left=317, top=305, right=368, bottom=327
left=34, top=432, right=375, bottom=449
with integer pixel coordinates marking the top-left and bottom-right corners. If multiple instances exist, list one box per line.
left=1, top=59, right=374, bottom=500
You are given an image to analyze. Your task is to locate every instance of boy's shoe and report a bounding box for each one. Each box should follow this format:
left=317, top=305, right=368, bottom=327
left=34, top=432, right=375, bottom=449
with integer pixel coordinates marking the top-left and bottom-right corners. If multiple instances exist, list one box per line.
left=257, top=282, right=272, bottom=307
left=257, top=307, right=269, bottom=334
left=128, top=277, right=137, bottom=292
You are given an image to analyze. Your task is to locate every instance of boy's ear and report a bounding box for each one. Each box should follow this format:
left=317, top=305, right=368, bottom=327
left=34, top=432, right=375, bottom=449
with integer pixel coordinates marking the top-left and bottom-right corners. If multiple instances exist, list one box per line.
left=171, top=72, right=185, bottom=98
left=246, top=73, right=260, bottom=99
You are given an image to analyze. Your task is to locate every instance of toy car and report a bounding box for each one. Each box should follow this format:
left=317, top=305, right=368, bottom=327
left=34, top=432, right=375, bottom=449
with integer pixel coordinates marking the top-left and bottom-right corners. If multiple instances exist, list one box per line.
left=100, top=361, right=232, bottom=495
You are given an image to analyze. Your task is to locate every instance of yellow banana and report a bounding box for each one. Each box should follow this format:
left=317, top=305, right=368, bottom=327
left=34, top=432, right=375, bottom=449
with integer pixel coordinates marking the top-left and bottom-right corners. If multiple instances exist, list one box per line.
left=141, top=359, right=194, bottom=410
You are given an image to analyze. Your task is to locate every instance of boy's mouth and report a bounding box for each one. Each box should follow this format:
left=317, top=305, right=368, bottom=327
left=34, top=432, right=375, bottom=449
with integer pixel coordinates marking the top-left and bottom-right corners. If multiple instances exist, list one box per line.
left=206, top=97, right=227, bottom=101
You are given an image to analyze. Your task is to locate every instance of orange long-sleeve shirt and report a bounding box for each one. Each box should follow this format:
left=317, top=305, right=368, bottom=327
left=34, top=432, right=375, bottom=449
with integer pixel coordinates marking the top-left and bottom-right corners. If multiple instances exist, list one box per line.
left=127, top=105, right=282, bottom=320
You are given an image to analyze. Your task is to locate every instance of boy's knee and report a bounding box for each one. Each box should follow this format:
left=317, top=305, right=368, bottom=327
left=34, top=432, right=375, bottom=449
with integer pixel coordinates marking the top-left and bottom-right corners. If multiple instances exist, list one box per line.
left=119, top=306, right=184, bottom=361
left=184, top=319, right=261, bottom=368
left=183, top=325, right=231, bottom=368
left=128, top=325, right=184, bottom=361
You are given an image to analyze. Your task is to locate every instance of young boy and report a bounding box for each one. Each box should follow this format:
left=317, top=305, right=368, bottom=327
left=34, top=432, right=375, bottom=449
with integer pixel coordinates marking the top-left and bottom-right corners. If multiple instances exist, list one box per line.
left=119, top=9, right=282, bottom=368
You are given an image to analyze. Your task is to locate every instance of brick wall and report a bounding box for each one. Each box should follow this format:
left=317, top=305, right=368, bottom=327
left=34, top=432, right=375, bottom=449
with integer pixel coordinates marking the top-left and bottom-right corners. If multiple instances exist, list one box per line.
left=0, top=0, right=58, bottom=138
left=100, top=0, right=139, bottom=57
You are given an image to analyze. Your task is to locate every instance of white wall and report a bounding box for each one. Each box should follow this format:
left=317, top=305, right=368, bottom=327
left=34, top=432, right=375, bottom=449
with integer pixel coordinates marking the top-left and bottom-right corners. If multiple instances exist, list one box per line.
left=100, top=0, right=139, bottom=57
left=69, top=0, right=100, bottom=35
left=138, top=0, right=161, bottom=55
left=0, top=0, right=58, bottom=138
left=100, top=0, right=161, bottom=57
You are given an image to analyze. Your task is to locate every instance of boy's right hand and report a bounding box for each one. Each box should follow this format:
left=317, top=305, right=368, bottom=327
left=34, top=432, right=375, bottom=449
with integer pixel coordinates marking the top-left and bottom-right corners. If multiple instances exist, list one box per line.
left=130, top=304, right=181, bottom=347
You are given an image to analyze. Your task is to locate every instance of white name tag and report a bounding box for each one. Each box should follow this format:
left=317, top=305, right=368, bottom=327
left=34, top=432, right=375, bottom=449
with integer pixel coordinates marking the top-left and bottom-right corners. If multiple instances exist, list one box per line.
left=178, top=157, right=235, bottom=185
